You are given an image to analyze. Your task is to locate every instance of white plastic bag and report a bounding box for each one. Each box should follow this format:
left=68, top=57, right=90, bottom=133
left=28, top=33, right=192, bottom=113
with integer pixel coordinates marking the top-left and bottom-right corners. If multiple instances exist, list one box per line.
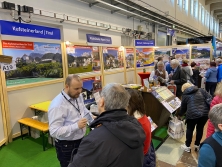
left=167, top=116, right=185, bottom=139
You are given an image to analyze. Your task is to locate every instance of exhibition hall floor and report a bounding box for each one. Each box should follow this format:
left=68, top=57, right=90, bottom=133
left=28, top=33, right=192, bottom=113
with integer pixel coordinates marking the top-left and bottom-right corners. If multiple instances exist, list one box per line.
left=0, top=126, right=207, bottom=167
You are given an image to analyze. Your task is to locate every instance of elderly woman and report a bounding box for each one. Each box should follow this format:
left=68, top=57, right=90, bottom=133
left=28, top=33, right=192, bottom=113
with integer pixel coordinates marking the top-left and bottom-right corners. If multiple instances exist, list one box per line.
left=198, top=103, right=222, bottom=167
left=178, top=83, right=211, bottom=153
left=149, top=61, right=169, bottom=86
left=181, top=59, right=193, bottom=82
left=169, top=59, right=187, bottom=98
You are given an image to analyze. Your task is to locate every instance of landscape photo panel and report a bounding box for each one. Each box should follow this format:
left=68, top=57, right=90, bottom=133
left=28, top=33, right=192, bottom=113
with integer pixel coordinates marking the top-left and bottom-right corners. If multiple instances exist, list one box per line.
left=125, top=48, right=134, bottom=68
left=136, top=48, right=154, bottom=67
left=2, top=40, right=63, bottom=86
left=191, top=46, right=211, bottom=59
left=154, top=48, right=171, bottom=62
left=66, top=45, right=100, bottom=74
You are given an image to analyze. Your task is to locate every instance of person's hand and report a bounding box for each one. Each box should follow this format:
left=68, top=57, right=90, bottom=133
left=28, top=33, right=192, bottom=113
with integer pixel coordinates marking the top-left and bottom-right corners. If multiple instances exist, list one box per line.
left=78, top=118, right=88, bottom=129
left=170, top=80, right=174, bottom=84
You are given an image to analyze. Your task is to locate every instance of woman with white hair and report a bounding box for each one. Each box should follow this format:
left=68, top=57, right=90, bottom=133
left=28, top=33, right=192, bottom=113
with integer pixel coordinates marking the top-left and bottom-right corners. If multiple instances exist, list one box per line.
left=178, top=83, right=211, bottom=153
left=149, top=61, right=169, bottom=86
left=198, top=103, right=222, bottom=167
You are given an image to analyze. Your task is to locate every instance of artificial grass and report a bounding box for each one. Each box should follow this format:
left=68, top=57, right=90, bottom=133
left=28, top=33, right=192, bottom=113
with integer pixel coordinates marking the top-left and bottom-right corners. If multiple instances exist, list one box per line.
left=0, top=137, right=59, bottom=167
left=153, top=127, right=168, bottom=139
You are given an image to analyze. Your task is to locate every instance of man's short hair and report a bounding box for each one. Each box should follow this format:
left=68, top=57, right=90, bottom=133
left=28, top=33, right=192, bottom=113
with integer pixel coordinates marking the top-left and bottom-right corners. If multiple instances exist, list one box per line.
left=65, top=74, right=82, bottom=86
left=170, top=59, right=180, bottom=66
left=101, top=83, right=130, bottom=111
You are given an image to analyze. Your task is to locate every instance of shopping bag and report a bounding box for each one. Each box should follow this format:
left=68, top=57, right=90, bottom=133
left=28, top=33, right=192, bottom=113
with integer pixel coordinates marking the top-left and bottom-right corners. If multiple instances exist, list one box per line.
left=167, top=116, right=185, bottom=139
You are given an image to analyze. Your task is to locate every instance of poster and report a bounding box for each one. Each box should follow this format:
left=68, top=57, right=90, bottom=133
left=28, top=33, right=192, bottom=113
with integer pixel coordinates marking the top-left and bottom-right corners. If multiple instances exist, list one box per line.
left=172, top=47, right=190, bottom=61
left=215, top=46, right=222, bottom=58
left=125, top=48, right=134, bottom=68
left=2, top=40, right=63, bottom=86
left=103, top=47, right=124, bottom=70
left=66, top=45, right=100, bottom=74
left=82, top=77, right=102, bottom=104
left=154, top=48, right=171, bottom=62
left=191, top=46, right=210, bottom=59
left=136, top=48, right=154, bottom=67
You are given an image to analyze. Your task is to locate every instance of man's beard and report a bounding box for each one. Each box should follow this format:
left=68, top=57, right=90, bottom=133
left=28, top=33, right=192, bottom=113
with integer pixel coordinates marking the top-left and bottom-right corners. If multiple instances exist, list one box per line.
left=68, top=91, right=80, bottom=99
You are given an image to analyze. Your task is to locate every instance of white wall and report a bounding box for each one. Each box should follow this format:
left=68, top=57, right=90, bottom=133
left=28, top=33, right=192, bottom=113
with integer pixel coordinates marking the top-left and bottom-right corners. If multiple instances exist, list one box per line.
left=104, top=72, right=125, bottom=85
left=8, top=82, right=63, bottom=135
left=126, top=71, right=136, bottom=84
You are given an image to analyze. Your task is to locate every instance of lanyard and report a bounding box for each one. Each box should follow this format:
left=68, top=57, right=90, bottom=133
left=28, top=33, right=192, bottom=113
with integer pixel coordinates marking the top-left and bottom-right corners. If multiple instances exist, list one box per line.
left=61, top=92, right=81, bottom=115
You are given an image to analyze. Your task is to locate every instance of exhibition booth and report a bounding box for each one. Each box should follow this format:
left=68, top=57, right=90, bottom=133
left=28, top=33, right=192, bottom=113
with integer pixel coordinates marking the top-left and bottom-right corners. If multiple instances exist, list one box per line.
left=0, top=20, right=215, bottom=149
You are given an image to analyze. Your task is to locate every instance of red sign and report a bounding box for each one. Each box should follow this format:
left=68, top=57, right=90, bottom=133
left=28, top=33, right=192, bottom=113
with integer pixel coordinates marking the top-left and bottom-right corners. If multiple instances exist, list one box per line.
left=143, top=48, right=154, bottom=52
left=2, top=40, right=34, bottom=50
left=126, top=48, right=134, bottom=53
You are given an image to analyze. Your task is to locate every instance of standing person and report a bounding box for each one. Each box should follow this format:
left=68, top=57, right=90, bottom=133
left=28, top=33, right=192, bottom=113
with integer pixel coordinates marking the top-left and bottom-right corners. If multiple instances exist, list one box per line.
left=205, top=62, right=218, bottom=96
left=217, top=58, right=222, bottom=82
left=48, top=74, right=90, bottom=167
left=69, top=83, right=146, bottom=167
left=127, top=88, right=156, bottom=167
left=169, top=59, right=187, bottom=98
left=198, top=103, right=222, bottom=167
left=181, top=59, right=193, bottom=82
left=149, top=61, right=169, bottom=86
left=178, top=83, right=211, bottom=153
left=165, top=57, right=173, bottom=75
left=206, top=82, right=222, bottom=138
left=191, top=62, right=200, bottom=87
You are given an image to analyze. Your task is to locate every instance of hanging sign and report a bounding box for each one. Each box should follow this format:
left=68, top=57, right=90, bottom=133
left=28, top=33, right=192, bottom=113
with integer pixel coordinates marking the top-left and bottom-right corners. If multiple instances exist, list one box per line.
left=86, top=34, right=112, bottom=44
left=0, top=20, right=61, bottom=40
left=134, top=39, right=155, bottom=46
left=167, top=28, right=175, bottom=36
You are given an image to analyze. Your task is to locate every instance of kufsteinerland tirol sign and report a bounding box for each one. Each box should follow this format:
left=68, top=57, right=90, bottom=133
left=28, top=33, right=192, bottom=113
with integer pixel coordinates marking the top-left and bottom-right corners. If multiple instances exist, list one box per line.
left=86, top=34, right=112, bottom=44
left=135, top=39, right=155, bottom=46
left=0, top=20, right=61, bottom=40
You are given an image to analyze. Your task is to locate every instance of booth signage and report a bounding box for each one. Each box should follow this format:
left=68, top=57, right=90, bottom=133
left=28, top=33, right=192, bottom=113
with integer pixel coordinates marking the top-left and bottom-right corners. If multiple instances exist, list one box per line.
left=134, top=40, right=155, bottom=46
left=0, top=20, right=61, bottom=40
left=86, top=34, right=112, bottom=44
left=167, top=28, right=175, bottom=36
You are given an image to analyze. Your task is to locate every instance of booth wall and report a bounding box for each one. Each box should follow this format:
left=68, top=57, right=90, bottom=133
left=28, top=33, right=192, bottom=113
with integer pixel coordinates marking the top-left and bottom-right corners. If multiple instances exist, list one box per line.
left=104, top=72, right=125, bottom=85
left=8, top=83, right=63, bottom=137
left=126, top=71, right=136, bottom=84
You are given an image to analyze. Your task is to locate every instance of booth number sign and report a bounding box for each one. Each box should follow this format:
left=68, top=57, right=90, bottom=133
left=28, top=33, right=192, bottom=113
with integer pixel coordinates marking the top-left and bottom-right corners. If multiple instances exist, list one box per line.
left=1, top=61, right=16, bottom=72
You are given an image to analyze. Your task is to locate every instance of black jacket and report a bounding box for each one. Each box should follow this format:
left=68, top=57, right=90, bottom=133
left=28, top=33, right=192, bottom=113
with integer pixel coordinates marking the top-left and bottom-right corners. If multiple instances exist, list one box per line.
left=178, top=86, right=210, bottom=119
left=192, top=69, right=200, bottom=87
left=69, top=109, right=146, bottom=167
left=171, top=66, right=187, bottom=97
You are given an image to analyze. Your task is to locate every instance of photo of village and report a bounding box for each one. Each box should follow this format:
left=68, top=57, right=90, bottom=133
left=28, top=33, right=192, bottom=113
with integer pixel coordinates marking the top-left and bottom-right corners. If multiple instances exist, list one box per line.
left=136, top=48, right=154, bottom=67
left=154, top=49, right=171, bottom=62
left=191, top=46, right=210, bottom=59
left=67, top=46, right=100, bottom=74
left=172, top=48, right=189, bottom=61
left=3, top=42, right=63, bottom=86
left=215, top=46, right=222, bottom=58
left=103, top=47, right=124, bottom=70
left=125, top=48, right=134, bottom=68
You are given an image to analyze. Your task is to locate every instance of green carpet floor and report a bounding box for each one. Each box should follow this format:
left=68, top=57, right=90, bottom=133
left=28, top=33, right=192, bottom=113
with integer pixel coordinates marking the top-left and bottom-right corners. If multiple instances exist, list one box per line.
left=0, top=137, right=59, bottom=167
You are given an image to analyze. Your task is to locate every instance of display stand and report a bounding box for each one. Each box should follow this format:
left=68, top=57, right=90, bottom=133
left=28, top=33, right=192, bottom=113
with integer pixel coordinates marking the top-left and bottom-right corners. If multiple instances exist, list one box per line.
left=142, top=86, right=181, bottom=149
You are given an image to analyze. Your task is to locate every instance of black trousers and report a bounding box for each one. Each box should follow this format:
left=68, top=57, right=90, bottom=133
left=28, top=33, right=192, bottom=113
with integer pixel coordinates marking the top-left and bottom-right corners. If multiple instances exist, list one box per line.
left=205, top=82, right=217, bottom=96
left=55, top=138, right=82, bottom=167
left=185, top=116, right=208, bottom=147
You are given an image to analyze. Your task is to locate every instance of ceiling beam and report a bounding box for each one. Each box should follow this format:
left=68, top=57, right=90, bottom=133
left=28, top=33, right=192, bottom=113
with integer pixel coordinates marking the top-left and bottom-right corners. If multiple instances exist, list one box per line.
left=218, top=14, right=222, bottom=17
left=206, top=0, right=222, bottom=5
left=214, top=9, right=222, bottom=14
left=211, top=2, right=222, bottom=11
left=89, top=2, right=100, bottom=7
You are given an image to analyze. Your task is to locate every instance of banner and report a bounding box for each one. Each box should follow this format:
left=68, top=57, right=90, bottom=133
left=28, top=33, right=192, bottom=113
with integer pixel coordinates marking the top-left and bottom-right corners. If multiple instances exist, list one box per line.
left=191, top=46, right=210, bottom=59
left=2, top=40, right=63, bottom=86
left=86, top=34, right=112, bottom=44
left=135, top=39, right=155, bottom=46
left=0, top=20, right=61, bottom=40
left=66, top=45, right=100, bottom=74
left=172, top=47, right=189, bottom=62
left=136, top=48, right=154, bottom=67
left=125, top=48, right=134, bottom=68
left=103, top=47, right=124, bottom=70
left=167, top=28, right=175, bottom=36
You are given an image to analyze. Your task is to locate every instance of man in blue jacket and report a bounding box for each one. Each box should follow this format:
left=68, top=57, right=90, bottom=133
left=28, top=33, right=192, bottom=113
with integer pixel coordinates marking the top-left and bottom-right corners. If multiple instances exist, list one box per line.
left=198, top=103, right=222, bottom=167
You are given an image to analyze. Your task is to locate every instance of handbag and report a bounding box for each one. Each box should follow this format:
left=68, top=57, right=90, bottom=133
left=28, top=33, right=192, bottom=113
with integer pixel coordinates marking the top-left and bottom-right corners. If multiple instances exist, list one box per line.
left=183, top=69, right=195, bottom=84
left=167, top=116, right=185, bottom=139
left=199, top=88, right=212, bottom=109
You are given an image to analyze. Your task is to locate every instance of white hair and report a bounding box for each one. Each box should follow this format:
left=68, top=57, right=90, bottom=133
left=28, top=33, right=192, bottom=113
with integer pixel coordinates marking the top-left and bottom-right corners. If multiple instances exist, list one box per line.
left=157, top=61, right=164, bottom=66
left=101, top=83, right=130, bottom=111
left=209, top=103, right=222, bottom=131
left=170, top=59, right=180, bottom=66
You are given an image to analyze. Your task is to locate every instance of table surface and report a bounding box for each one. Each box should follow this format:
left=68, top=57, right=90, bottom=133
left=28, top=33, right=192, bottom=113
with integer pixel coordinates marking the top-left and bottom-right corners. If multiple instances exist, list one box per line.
left=137, top=72, right=151, bottom=75
left=29, top=101, right=51, bottom=113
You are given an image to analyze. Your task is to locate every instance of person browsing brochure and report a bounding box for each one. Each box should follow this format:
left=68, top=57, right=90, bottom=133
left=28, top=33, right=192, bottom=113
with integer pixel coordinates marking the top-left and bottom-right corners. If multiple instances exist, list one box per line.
left=48, top=74, right=92, bottom=167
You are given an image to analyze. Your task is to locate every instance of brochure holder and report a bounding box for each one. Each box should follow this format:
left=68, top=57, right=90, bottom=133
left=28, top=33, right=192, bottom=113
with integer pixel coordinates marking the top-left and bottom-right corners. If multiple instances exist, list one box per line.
left=0, top=55, right=12, bottom=64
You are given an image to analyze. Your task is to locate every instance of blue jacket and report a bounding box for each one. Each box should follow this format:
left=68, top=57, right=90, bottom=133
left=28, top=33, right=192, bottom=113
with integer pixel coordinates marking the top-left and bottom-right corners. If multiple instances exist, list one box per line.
left=205, top=67, right=218, bottom=82
left=165, top=63, right=173, bottom=74
left=218, top=64, right=222, bottom=82
left=198, top=132, right=222, bottom=167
